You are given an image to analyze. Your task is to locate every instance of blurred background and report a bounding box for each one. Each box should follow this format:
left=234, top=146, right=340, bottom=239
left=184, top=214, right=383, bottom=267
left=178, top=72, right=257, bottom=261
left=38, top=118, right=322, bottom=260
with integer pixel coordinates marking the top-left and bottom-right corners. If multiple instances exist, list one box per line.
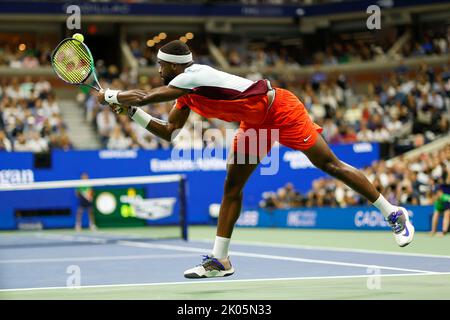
left=0, top=0, right=449, bottom=233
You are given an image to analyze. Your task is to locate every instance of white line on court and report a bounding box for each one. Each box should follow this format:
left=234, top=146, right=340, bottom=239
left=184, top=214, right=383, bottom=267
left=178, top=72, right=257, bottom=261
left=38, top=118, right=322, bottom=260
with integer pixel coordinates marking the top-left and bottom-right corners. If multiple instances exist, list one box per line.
left=23, top=233, right=437, bottom=274
left=88, top=230, right=450, bottom=260
left=194, top=238, right=450, bottom=260
left=34, top=233, right=110, bottom=243
left=0, top=253, right=194, bottom=264
left=1, top=271, right=450, bottom=293
left=117, top=240, right=435, bottom=274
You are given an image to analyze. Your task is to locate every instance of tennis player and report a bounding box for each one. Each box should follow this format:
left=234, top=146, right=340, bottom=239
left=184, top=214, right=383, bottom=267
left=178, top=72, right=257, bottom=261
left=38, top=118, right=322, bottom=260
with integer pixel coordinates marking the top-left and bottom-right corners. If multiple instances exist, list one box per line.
left=98, top=40, right=415, bottom=279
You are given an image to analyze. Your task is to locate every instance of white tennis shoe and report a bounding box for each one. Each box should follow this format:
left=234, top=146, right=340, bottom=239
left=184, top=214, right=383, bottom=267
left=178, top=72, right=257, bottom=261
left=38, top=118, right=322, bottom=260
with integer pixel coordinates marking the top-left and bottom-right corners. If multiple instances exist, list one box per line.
left=184, top=255, right=235, bottom=279
left=387, top=207, right=415, bottom=247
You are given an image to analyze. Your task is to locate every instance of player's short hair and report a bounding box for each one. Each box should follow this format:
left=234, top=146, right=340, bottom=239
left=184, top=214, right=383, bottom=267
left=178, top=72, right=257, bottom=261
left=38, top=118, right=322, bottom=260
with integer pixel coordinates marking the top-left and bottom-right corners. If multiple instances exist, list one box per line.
left=160, top=40, right=191, bottom=56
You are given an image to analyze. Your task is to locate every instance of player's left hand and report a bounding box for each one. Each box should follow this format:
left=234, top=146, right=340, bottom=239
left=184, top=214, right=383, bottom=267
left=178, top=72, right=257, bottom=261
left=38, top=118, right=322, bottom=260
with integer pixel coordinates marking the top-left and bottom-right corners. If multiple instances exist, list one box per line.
left=109, top=103, right=129, bottom=115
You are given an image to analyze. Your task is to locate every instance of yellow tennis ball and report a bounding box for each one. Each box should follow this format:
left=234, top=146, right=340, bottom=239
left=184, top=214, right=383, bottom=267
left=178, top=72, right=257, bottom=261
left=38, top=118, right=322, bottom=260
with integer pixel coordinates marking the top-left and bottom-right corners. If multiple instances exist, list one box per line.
left=73, top=33, right=84, bottom=43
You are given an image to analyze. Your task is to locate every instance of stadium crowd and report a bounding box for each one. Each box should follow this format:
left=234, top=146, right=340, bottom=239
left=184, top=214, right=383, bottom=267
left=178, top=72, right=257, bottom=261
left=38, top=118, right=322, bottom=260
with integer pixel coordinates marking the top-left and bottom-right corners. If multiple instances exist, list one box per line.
left=1, top=27, right=449, bottom=153
left=0, top=43, right=52, bottom=68
left=127, top=25, right=449, bottom=69
left=78, top=59, right=450, bottom=159
left=127, top=24, right=449, bottom=70
left=0, top=77, right=72, bottom=152
left=220, top=26, right=450, bottom=68
left=296, top=62, right=450, bottom=157
left=260, top=144, right=450, bottom=208
left=1, top=58, right=449, bottom=154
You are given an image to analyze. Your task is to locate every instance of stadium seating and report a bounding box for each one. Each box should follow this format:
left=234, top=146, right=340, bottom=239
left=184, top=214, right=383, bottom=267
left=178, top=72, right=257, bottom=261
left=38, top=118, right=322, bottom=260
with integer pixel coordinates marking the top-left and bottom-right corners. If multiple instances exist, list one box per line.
left=0, top=77, right=73, bottom=152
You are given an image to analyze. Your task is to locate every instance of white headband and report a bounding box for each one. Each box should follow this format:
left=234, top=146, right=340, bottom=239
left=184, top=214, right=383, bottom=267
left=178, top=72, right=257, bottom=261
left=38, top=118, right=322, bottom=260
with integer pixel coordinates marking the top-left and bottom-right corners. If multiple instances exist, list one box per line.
left=157, top=50, right=193, bottom=64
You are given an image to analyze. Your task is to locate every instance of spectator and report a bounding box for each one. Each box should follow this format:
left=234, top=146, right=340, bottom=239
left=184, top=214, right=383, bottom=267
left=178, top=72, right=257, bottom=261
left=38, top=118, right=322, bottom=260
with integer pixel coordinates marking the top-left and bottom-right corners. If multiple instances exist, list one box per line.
left=96, top=107, right=117, bottom=148
left=107, top=125, right=133, bottom=150
left=259, top=183, right=303, bottom=209
left=28, top=131, right=48, bottom=153
left=75, top=172, right=97, bottom=232
left=306, top=144, right=450, bottom=208
left=0, top=77, right=72, bottom=152
left=13, top=133, right=32, bottom=151
left=430, top=182, right=450, bottom=237
left=0, top=130, right=12, bottom=151
left=357, top=121, right=374, bottom=142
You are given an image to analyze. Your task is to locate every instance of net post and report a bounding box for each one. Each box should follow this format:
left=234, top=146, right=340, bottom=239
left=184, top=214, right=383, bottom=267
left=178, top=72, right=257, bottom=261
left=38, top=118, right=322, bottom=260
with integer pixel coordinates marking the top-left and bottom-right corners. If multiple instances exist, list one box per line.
left=178, top=175, right=188, bottom=241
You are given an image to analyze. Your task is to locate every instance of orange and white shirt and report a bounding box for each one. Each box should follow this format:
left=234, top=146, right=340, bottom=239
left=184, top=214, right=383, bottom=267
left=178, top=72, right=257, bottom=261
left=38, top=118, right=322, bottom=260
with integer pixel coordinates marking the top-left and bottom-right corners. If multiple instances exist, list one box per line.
left=171, top=64, right=271, bottom=125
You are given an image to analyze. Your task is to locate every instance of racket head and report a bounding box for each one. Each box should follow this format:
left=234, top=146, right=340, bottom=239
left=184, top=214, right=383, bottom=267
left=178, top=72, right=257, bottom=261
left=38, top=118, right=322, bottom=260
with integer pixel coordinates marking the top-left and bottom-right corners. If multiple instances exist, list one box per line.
left=51, top=38, right=101, bottom=91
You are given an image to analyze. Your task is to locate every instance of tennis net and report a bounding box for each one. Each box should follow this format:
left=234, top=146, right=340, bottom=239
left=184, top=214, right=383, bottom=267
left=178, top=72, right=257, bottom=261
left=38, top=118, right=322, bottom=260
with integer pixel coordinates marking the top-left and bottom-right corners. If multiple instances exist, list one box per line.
left=0, top=174, right=188, bottom=241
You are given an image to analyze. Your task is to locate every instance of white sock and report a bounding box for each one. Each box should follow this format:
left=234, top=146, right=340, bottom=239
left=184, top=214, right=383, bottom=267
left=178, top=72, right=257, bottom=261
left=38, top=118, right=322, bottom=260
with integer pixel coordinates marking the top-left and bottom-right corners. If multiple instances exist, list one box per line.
left=372, top=194, right=398, bottom=218
left=212, top=236, right=230, bottom=260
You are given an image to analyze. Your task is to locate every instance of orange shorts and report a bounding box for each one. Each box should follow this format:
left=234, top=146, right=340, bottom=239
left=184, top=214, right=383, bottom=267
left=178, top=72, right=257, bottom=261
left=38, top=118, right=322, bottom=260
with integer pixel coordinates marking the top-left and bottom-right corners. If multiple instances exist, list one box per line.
left=233, top=88, right=323, bottom=157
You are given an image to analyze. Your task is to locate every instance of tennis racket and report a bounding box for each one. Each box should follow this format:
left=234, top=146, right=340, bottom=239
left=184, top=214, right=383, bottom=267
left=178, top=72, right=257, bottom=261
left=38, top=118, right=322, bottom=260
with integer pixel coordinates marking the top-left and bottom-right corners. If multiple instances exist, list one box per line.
left=51, top=37, right=102, bottom=91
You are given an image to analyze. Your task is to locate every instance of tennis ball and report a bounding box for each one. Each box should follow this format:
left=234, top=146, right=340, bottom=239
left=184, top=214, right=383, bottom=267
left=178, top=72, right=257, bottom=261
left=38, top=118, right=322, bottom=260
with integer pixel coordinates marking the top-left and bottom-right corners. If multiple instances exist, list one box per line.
left=73, top=33, right=84, bottom=43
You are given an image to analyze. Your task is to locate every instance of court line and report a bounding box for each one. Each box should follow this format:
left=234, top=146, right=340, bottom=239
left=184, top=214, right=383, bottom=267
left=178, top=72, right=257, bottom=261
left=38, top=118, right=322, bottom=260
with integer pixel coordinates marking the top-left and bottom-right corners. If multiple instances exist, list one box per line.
left=34, top=233, right=109, bottom=243
left=0, top=253, right=194, bottom=264
left=194, top=238, right=450, bottom=259
left=118, top=240, right=435, bottom=274
left=1, top=271, right=450, bottom=293
left=83, top=230, right=450, bottom=260
left=21, top=233, right=437, bottom=274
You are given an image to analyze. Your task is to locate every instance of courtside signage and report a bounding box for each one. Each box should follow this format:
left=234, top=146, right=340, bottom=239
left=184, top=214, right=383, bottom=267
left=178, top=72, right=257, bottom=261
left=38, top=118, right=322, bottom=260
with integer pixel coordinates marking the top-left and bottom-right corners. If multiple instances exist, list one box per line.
left=238, top=206, right=430, bottom=231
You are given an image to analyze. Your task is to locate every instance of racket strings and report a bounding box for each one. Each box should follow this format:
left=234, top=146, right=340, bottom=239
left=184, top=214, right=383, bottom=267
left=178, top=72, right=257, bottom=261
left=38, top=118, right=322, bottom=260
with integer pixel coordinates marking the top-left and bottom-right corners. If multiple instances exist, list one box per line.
left=52, top=40, right=92, bottom=84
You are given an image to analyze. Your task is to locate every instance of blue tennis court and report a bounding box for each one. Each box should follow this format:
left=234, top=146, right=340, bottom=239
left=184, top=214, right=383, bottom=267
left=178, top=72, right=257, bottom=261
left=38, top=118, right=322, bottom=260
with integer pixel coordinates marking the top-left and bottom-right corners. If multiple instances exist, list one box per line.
left=1, top=227, right=450, bottom=299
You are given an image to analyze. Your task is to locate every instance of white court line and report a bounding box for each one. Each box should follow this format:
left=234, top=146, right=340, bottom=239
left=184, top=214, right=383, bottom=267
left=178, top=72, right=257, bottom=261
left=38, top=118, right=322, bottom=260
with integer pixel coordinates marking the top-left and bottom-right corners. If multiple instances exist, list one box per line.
left=118, top=240, right=435, bottom=274
left=194, top=238, right=450, bottom=260
left=34, top=233, right=109, bottom=244
left=21, top=233, right=437, bottom=274
left=0, top=253, right=194, bottom=264
left=89, top=230, right=450, bottom=260
left=1, top=271, right=450, bottom=293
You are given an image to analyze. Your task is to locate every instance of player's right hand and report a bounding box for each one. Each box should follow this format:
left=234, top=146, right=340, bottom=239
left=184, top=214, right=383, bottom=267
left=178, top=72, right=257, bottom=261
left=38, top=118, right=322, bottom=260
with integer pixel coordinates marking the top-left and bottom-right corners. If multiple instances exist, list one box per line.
left=97, top=89, right=106, bottom=105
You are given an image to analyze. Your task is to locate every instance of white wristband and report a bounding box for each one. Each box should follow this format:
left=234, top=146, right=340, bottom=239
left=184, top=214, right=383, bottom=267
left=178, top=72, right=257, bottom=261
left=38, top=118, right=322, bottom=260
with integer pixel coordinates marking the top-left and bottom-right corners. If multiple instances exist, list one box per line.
left=104, top=89, right=120, bottom=104
left=131, top=107, right=153, bottom=129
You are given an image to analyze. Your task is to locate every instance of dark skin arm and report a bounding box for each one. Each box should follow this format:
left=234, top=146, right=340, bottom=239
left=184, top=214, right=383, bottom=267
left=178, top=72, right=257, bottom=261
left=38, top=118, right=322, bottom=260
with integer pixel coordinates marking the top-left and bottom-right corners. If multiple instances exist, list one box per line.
left=145, top=105, right=191, bottom=142
left=107, top=103, right=190, bottom=142
left=98, top=86, right=189, bottom=106
left=98, top=84, right=190, bottom=142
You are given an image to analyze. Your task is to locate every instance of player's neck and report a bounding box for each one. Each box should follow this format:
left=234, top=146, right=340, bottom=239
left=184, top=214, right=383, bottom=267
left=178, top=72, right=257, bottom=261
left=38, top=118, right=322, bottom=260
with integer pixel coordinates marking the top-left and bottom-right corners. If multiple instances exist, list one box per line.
left=182, top=62, right=194, bottom=71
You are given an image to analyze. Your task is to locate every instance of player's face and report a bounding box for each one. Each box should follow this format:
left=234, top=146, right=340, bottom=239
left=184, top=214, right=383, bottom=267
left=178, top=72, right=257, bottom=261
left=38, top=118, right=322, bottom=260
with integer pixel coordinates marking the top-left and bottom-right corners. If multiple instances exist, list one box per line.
left=158, top=60, right=177, bottom=85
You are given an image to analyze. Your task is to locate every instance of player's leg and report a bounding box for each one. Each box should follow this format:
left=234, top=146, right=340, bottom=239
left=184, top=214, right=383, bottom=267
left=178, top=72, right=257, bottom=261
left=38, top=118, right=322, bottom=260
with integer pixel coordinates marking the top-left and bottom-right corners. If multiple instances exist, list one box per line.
left=430, top=210, right=440, bottom=236
left=213, top=155, right=259, bottom=260
left=302, top=134, right=414, bottom=247
left=443, top=209, right=450, bottom=235
left=216, top=155, right=259, bottom=238
left=302, top=134, right=380, bottom=201
left=184, top=156, right=259, bottom=279
left=184, top=124, right=269, bottom=279
left=75, top=206, right=83, bottom=232
left=431, top=198, right=445, bottom=236
left=88, top=207, right=97, bottom=231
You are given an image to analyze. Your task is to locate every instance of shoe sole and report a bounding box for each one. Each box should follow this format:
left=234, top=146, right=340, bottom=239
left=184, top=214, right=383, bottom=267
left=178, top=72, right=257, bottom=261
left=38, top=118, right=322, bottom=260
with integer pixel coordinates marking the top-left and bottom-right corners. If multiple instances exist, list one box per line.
left=184, top=269, right=235, bottom=279
left=397, top=208, right=415, bottom=247
left=399, top=220, right=415, bottom=247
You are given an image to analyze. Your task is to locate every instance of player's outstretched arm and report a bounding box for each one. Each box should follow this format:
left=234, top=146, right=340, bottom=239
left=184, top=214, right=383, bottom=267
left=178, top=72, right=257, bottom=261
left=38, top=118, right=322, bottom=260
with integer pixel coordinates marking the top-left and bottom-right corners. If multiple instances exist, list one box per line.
left=98, top=86, right=189, bottom=106
left=129, top=104, right=191, bottom=142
